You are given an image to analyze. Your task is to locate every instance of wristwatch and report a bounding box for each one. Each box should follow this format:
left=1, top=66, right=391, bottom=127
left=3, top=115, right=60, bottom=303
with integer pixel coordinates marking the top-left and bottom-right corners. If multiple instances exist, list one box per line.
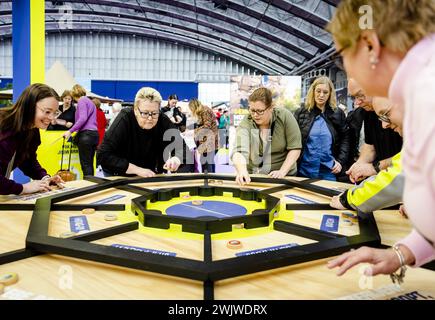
left=373, top=160, right=381, bottom=173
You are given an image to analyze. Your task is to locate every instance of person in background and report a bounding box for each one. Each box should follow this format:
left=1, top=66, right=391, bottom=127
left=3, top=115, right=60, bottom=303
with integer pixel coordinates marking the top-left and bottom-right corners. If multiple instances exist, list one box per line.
left=63, top=84, right=99, bottom=176
left=108, top=102, right=122, bottom=129
left=47, top=90, right=76, bottom=131
left=343, top=86, right=365, bottom=175
left=294, top=76, right=350, bottom=181
left=97, top=87, right=185, bottom=177
left=231, top=87, right=301, bottom=185
left=218, top=110, right=230, bottom=149
left=326, top=0, right=435, bottom=279
left=161, top=94, right=186, bottom=132
left=176, top=106, right=187, bottom=132
left=215, top=107, right=222, bottom=126
left=92, top=98, right=107, bottom=147
left=188, top=99, right=219, bottom=173
left=0, top=83, right=64, bottom=195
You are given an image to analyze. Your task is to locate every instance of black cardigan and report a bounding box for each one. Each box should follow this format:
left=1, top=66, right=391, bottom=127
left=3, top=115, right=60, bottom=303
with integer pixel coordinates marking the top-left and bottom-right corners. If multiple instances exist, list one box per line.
left=294, top=104, right=350, bottom=170
left=97, top=107, right=187, bottom=175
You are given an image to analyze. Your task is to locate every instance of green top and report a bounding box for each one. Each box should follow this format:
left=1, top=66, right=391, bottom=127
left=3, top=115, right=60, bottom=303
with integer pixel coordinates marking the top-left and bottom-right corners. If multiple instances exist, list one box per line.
left=232, top=107, right=302, bottom=175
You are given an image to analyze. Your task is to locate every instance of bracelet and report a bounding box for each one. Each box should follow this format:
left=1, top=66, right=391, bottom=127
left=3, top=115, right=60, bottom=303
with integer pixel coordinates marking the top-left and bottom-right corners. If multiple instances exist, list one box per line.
left=390, top=244, right=407, bottom=285
left=41, top=175, right=51, bottom=181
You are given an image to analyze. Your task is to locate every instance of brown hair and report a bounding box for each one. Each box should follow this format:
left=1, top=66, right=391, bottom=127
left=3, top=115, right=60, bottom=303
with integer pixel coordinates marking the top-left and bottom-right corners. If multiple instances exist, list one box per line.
left=326, top=0, right=435, bottom=54
left=0, top=83, right=59, bottom=162
left=92, top=98, right=101, bottom=109
left=305, top=76, right=337, bottom=111
left=248, top=87, right=273, bottom=109
left=61, top=90, right=72, bottom=100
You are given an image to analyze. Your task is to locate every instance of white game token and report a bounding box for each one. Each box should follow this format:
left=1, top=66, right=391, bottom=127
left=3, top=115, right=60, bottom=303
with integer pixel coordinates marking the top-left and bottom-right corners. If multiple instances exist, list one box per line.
left=59, top=231, right=77, bottom=238
left=104, top=213, right=118, bottom=221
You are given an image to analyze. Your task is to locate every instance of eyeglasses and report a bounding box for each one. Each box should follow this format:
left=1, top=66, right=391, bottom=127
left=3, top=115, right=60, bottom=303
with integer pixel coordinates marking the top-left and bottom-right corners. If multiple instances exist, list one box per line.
left=248, top=107, right=269, bottom=116
left=38, top=106, right=61, bottom=119
left=349, top=93, right=366, bottom=102
left=378, top=111, right=392, bottom=124
left=136, top=109, right=159, bottom=119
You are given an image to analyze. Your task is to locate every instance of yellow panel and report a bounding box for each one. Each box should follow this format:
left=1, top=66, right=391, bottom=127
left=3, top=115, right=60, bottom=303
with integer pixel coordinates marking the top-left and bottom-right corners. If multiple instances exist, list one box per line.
left=30, top=0, right=45, bottom=84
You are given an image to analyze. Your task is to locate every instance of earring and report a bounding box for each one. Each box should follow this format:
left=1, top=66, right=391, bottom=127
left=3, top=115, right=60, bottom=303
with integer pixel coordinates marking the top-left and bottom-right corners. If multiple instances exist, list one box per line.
left=370, top=56, right=379, bottom=70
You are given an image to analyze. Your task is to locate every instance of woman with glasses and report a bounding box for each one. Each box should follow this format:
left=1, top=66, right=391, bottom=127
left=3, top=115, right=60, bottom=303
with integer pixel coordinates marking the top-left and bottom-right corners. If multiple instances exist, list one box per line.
left=97, top=87, right=184, bottom=177
left=326, top=0, right=435, bottom=282
left=188, top=99, right=219, bottom=173
left=0, top=83, right=65, bottom=195
left=231, top=87, right=301, bottom=185
left=62, top=84, right=99, bottom=176
left=47, top=90, right=76, bottom=131
left=294, top=76, right=350, bottom=181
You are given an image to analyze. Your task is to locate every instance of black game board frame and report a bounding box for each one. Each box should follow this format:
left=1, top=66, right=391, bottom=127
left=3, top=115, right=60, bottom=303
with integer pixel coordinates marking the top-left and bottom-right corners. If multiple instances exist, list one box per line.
left=1, top=174, right=381, bottom=300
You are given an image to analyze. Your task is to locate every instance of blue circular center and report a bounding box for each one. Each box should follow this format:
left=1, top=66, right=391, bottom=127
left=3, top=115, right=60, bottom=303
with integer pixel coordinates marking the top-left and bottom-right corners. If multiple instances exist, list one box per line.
left=166, top=200, right=247, bottom=218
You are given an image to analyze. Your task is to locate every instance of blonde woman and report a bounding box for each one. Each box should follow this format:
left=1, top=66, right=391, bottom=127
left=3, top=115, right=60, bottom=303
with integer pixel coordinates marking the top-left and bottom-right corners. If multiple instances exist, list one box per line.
left=62, top=84, right=98, bottom=176
left=97, top=87, right=184, bottom=177
left=326, top=0, right=435, bottom=280
left=294, top=76, right=350, bottom=181
left=188, top=99, right=219, bottom=173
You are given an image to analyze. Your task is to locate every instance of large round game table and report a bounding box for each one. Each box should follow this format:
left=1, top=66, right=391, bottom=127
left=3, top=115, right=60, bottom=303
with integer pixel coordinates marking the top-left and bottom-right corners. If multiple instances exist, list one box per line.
left=1, top=174, right=434, bottom=300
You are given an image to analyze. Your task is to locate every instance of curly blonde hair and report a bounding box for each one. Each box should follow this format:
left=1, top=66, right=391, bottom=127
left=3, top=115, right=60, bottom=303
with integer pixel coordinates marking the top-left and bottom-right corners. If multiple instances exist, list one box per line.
left=326, top=0, right=435, bottom=54
left=305, top=76, right=337, bottom=111
left=188, top=99, right=204, bottom=118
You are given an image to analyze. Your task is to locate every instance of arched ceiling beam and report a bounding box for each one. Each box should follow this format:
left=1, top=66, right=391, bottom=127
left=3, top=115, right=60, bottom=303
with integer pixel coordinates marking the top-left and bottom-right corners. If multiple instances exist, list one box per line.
left=42, top=8, right=300, bottom=67
left=52, top=0, right=318, bottom=58
left=0, top=18, right=289, bottom=74
left=262, top=0, right=329, bottom=29
left=42, top=21, right=288, bottom=74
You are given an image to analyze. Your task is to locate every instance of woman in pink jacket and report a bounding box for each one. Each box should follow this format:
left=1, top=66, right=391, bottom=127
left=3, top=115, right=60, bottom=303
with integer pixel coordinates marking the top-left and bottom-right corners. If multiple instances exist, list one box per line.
left=326, top=0, right=435, bottom=280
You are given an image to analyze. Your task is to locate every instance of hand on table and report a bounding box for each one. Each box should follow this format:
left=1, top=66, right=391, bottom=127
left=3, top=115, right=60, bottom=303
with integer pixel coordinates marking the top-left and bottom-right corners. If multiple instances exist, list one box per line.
left=136, top=168, right=156, bottom=178
left=268, top=169, right=287, bottom=179
left=330, top=194, right=346, bottom=210
left=327, top=246, right=413, bottom=277
left=346, top=162, right=376, bottom=183
left=44, top=174, right=65, bottom=189
left=21, top=180, right=51, bottom=194
left=235, top=170, right=251, bottom=186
